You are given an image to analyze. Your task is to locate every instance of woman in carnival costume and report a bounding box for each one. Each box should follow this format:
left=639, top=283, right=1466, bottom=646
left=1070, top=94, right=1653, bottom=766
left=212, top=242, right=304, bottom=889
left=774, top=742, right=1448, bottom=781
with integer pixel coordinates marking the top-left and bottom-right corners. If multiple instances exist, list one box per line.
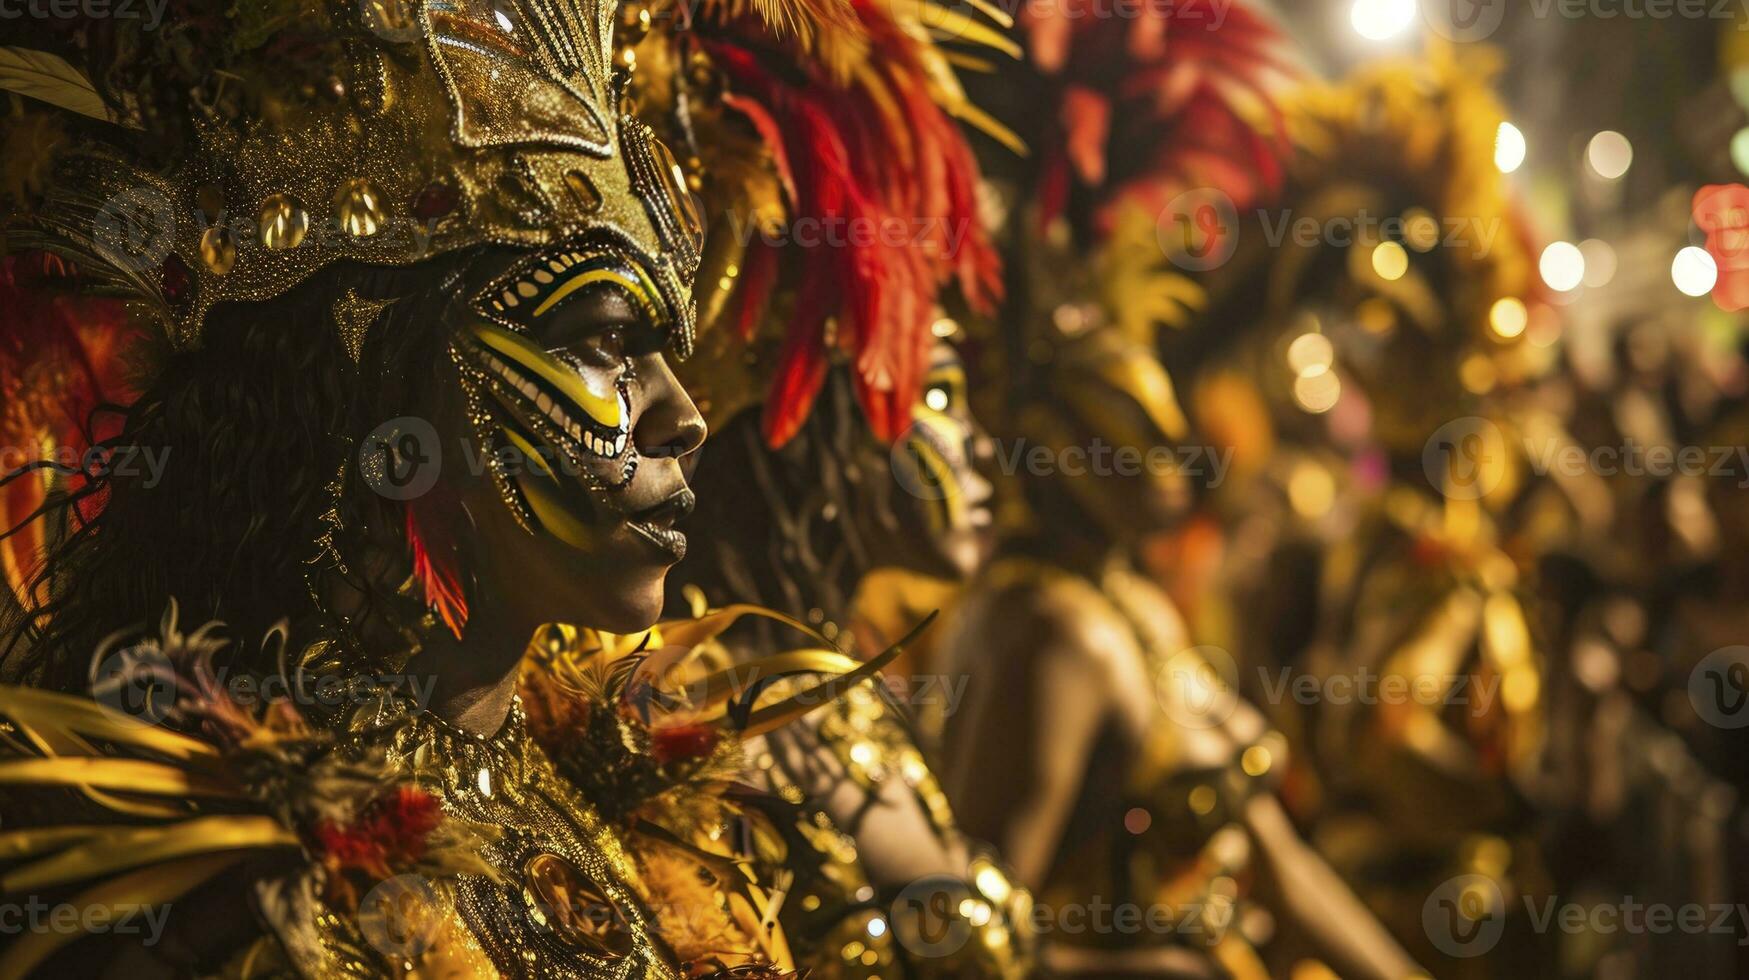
left=0, top=0, right=889, bottom=975
left=512, top=0, right=1039, bottom=975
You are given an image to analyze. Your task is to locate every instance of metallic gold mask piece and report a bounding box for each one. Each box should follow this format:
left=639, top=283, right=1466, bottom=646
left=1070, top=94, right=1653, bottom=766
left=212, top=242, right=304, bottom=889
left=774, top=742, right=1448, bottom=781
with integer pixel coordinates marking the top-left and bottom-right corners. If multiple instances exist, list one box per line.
left=522, top=852, right=634, bottom=958
left=258, top=194, right=310, bottom=251
left=198, top=226, right=236, bottom=275
left=333, top=179, right=389, bottom=238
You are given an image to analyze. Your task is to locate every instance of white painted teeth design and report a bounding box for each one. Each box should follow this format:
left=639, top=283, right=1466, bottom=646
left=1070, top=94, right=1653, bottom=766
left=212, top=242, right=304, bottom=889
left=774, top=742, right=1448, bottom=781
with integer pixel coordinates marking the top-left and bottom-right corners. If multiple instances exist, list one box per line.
left=480, top=346, right=632, bottom=458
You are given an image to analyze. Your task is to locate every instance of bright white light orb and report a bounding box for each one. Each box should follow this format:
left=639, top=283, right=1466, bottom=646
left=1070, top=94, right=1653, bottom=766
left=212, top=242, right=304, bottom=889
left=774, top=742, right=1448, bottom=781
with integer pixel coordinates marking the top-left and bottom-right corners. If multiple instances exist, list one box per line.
left=1539, top=242, right=1585, bottom=293
left=1586, top=131, right=1633, bottom=180
left=1351, top=0, right=1417, bottom=42
left=1672, top=247, right=1718, bottom=298
left=1495, top=122, right=1527, bottom=174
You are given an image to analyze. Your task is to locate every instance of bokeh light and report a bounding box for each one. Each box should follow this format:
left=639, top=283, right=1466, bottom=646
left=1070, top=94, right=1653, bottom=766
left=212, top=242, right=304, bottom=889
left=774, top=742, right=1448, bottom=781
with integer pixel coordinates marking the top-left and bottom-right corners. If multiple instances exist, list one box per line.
left=1371, top=241, right=1410, bottom=281
left=1490, top=297, right=1529, bottom=339
left=1287, top=333, right=1335, bottom=375
left=1672, top=246, right=1718, bottom=297
left=1293, top=367, right=1342, bottom=414
left=1350, top=0, right=1417, bottom=41
left=1539, top=242, right=1586, bottom=292
left=1495, top=122, right=1527, bottom=174
left=1579, top=239, right=1617, bottom=287
left=1586, top=131, right=1633, bottom=180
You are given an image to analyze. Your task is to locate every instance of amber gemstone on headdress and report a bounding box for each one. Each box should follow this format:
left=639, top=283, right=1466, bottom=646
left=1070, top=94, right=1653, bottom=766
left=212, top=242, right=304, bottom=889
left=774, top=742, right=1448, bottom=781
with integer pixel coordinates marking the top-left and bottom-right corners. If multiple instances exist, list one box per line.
left=259, top=194, right=310, bottom=251
left=562, top=170, right=604, bottom=213
left=649, top=138, right=703, bottom=248
left=199, top=226, right=237, bottom=276
left=334, top=179, right=389, bottom=238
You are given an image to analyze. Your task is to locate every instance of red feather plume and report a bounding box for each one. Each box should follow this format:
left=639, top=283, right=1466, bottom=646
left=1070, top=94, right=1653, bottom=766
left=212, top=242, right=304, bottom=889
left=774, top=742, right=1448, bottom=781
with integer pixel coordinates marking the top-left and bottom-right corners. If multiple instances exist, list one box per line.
left=1026, top=0, right=1296, bottom=232
left=405, top=497, right=468, bottom=641
left=698, top=0, right=1003, bottom=447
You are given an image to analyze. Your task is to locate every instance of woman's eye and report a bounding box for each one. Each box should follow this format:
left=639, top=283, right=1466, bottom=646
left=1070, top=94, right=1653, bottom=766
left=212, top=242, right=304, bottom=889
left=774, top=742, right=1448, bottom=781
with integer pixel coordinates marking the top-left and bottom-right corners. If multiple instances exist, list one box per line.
left=552, top=325, right=629, bottom=365
left=594, top=326, right=627, bottom=360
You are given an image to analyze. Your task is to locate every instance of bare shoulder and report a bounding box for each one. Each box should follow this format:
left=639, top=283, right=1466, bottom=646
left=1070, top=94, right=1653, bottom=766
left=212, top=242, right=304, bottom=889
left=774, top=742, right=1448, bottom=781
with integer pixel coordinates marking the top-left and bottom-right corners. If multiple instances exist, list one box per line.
left=945, top=561, right=1138, bottom=679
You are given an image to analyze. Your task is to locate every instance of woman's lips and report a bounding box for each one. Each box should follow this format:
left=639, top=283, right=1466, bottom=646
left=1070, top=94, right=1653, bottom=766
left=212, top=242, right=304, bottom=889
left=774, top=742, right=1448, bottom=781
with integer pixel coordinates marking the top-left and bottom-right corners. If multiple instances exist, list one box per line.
left=627, top=487, right=695, bottom=562
left=627, top=520, right=687, bottom=562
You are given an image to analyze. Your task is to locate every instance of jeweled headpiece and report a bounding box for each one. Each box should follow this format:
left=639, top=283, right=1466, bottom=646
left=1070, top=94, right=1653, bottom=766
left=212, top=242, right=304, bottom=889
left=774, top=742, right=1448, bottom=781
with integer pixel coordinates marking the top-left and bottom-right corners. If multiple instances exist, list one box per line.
left=6, top=0, right=702, bottom=354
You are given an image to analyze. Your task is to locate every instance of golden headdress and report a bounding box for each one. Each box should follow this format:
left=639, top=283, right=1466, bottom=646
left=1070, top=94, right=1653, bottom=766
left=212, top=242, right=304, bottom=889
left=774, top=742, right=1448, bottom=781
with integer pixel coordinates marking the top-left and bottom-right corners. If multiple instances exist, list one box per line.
left=3, top=0, right=702, bottom=354
left=1273, top=42, right=1543, bottom=354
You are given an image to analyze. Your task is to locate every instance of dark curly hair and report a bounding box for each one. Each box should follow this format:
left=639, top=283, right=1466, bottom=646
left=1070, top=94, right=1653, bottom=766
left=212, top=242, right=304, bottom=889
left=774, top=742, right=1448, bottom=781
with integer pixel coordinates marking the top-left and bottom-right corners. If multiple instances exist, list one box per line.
left=0, top=253, right=481, bottom=693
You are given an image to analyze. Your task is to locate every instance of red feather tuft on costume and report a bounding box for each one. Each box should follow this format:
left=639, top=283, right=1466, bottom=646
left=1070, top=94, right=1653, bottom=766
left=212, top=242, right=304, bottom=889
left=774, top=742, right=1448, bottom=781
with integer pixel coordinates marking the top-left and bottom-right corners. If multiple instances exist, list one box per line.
left=651, top=721, right=723, bottom=765
left=315, top=785, right=445, bottom=881
left=701, top=0, right=1002, bottom=447
left=405, top=499, right=469, bottom=640
left=1027, top=0, right=1295, bottom=231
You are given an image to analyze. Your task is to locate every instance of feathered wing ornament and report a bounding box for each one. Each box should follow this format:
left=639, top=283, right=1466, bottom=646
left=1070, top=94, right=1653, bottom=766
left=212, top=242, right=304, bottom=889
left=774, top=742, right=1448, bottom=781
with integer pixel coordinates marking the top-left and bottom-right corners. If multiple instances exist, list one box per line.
left=629, top=0, right=1019, bottom=446
left=404, top=488, right=469, bottom=641
left=0, top=606, right=499, bottom=978
left=519, top=601, right=933, bottom=975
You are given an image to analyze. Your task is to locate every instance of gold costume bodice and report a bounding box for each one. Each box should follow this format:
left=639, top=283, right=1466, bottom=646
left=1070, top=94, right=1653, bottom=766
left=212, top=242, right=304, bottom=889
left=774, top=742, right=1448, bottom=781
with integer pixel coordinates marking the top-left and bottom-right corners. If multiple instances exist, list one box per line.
left=0, top=678, right=682, bottom=980
left=306, top=696, right=680, bottom=979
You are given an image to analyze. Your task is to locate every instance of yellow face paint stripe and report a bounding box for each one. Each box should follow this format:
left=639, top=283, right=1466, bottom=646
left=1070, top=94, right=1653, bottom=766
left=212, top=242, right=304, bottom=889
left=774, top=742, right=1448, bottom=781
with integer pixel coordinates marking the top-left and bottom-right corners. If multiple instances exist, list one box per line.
left=469, top=322, right=624, bottom=430
left=908, top=415, right=967, bottom=528
left=499, top=425, right=556, bottom=479
left=500, top=426, right=602, bottom=550
left=531, top=265, right=661, bottom=321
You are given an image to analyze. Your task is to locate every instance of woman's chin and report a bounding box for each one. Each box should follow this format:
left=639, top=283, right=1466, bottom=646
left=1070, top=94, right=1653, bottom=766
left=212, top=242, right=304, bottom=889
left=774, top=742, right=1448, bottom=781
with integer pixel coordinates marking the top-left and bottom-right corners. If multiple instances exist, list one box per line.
left=589, top=574, right=667, bottom=634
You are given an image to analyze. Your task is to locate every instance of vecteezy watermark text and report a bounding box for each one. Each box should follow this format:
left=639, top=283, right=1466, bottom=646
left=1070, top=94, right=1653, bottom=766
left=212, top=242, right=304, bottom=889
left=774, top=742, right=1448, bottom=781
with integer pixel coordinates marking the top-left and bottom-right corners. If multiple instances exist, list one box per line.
left=0, top=0, right=168, bottom=29
left=1422, top=417, right=1749, bottom=501
left=990, top=439, right=1232, bottom=484
left=0, top=897, right=172, bottom=946
left=1423, top=875, right=1749, bottom=958
left=0, top=444, right=170, bottom=489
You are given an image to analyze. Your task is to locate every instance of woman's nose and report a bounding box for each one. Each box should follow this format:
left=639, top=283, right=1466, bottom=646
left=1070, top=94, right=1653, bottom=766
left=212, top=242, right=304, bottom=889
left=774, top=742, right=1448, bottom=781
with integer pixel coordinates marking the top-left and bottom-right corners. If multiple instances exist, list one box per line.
left=635, top=355, right=707, bottom=460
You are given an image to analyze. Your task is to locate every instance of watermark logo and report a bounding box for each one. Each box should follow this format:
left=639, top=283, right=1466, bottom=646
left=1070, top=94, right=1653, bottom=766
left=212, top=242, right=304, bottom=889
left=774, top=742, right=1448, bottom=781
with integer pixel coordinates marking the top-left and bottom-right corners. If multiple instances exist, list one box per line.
left=88, top=642, right=178, bottom=726
left=1422, top=0, right=1508, bottom=41
left=1690, top=646, right=1749, bottom=730
left=94, top=186, right=176, bottom=274
left=357, top=874, right=443, bottom=959
left=890, top=419, right=957, bottom=503
left=0, top=0, right=170, bottom=30
left=890, top=876, right=976, bottom=959
left=360, top=416, right=443, bottom=501
left=1155, top=645, right=1239, bottom=730
left=1424, top=417, right=1508, bottom=501
left=1423, top=874, right=1507, bottom=958
left=1157, top=188, right=1239, bottom=272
